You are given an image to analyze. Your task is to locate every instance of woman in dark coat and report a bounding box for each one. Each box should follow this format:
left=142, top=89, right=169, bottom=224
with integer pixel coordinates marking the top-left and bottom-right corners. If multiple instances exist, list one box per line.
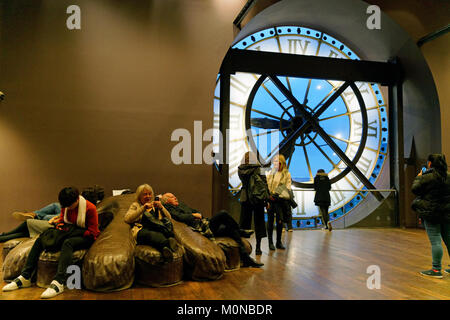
left=412, top=154, right=450, bottom=278
left=313, top=169, right=332, bottom=231
left=238, top=151, right=269, bottom=255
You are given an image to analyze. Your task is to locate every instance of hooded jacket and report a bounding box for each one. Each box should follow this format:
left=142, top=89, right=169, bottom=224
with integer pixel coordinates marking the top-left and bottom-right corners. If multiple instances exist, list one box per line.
left=238, top=163, right=269, bottom=203
left=411, top=167, right=450, bottom=224
left=313, top=172, right=331, bottom=206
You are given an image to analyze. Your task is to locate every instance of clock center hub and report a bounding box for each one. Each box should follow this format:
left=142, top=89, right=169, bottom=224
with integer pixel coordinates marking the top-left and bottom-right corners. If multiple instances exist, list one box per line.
left=291, top=116, right=313, bottom=135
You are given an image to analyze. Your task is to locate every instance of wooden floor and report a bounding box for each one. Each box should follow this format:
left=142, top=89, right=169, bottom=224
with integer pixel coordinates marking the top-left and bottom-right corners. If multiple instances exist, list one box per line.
left=1, top=228, right=450, bottom=300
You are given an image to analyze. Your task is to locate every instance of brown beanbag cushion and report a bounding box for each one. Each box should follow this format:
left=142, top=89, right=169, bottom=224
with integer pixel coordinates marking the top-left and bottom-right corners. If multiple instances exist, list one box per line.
left=2, top=237, right=37, bottom=282
left=82, top=194, right=136, bottom=292
left=172, top=220, right=226, bottom=281
left=134, top=244, right=184, bottom=287
left=37, top=249, right=87, bottom=288
left=214, top=237, right=252, bottom=272
left=2, top=237, right=29, bottom=261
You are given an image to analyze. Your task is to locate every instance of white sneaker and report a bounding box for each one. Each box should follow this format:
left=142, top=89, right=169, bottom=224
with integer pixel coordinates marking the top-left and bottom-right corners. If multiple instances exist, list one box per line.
left=2, top=275, right=31, bottom=291
left=40, top=280, right=64, bottom=299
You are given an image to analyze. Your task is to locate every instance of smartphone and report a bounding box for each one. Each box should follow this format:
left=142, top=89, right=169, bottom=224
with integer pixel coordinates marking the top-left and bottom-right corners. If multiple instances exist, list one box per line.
left=153, top=196, right=160, bottom=214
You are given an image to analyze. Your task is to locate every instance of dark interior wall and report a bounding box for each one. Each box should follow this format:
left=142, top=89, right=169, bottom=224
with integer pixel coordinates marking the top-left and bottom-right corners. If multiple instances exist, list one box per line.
left=422, top=35, right=449, bottom=161
left=0, top=0, right=246, bottom=230
left=364, top=0, right=449, bottom=227
left=364, top=0, right=450, bottom=161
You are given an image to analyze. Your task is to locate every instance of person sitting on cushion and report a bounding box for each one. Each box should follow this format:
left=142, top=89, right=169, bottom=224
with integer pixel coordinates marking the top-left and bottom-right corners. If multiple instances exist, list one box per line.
left=2, top=186, right=100, bottom=299
left=161, top=193, right=263, bottom=268
left=124, top=184, right=178, bottom=262
left=0, top=203, right=61, bottom=243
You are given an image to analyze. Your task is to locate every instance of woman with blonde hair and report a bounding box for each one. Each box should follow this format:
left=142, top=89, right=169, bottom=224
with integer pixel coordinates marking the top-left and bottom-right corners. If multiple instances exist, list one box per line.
left=266, top=154, right=292, bottom=250
left=124, top=184, right=178, bottom=261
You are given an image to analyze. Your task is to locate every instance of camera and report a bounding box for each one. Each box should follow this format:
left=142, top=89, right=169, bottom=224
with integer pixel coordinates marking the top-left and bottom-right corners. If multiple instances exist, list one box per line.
left=0, top=91, right=5, bottom=101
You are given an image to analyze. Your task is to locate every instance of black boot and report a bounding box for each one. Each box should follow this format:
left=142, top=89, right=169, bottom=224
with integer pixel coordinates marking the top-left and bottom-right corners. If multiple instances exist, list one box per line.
left=276, top=242, right=285, bottom=249
left=276, top=236, right=285, bottom=249
left=161, top=238, right=178, bottom=262
left=268, top=235, right=275, bottom=251
left=255, top=238, right=262, bottom=255
left=276, top=222, right=285, bottom=249
left=267, top=217, right=275, bottom=250
left=241, top=253, right=264, bottom=267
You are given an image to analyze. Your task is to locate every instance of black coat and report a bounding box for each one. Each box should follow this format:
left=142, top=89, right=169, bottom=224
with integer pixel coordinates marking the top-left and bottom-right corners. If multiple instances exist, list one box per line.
left=411, top=169, right=450, bottom=223
left=313, top=172, right=331, bottom=206
left=164, top=201, right=215, bottom=239
left=238, top=163, right=269, bottom=203
left=164, top=202, right=198, bottom=227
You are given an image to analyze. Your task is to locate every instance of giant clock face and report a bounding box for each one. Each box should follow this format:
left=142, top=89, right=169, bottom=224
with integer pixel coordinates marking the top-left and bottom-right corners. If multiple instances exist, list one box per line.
left=213, top=26, right=389, bottom=226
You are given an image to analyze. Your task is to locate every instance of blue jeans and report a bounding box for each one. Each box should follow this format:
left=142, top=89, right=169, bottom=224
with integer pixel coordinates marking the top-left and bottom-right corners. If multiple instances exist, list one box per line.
left=424, top=220, right=450, bottom=270
left=34, top=202, right=61, bottom=221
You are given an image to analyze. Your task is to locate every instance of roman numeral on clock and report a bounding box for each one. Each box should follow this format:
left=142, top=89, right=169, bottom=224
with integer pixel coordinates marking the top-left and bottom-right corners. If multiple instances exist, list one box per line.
left=287, top=39, right=310, bottom=55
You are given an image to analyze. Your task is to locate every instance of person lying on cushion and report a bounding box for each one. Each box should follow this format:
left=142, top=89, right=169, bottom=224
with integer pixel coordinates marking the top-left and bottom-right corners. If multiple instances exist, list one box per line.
left=161, top=193, right=263, bottom=268
left=124, top=184, right=178, bottom=262
left=0, top=203, right=61, bottom=243
left=2, top=186, right=100, bottom=299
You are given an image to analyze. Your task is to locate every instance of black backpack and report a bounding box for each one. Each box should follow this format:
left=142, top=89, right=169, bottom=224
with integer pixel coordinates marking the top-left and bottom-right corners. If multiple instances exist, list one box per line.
left=82, top=185, right=105, bottom=204
left=248, top=172, right=269, bottom=205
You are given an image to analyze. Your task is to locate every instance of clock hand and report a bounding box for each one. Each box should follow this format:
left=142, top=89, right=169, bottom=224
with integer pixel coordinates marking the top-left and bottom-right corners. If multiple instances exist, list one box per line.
left=284, top=140, right=295, bottom=164
left=306, top=132, right=353, bottom=183
left=268, top=75, right=383, bottom=201
left=313, top=124, right=384, bottom=201
left=312, top=82, right=351, bottom=118
left=250, top=117, right=291, bottom=130
left=263, top=122, right=308, bottom=163
left=269, top=75, right=351, bottom=123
